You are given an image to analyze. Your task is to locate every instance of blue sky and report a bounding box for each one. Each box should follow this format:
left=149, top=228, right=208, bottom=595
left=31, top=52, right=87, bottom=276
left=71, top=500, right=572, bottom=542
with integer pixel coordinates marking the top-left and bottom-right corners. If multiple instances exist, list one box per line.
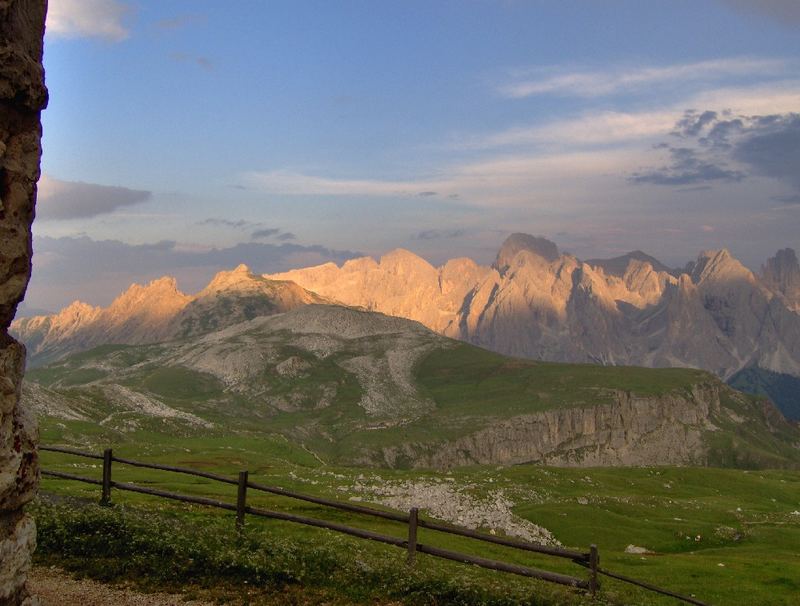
left=29, top=0, right=800, bottom=310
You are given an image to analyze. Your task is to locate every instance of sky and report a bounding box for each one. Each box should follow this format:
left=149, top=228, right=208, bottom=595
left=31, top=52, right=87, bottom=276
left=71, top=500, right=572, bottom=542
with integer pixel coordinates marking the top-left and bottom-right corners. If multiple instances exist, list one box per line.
left=27, top=0, right=800, bottom=311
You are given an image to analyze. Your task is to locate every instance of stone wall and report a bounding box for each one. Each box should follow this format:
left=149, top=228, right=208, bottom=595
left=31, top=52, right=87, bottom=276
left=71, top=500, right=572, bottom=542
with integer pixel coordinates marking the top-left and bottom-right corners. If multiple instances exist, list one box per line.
left=0, top=1, right=47, bottom=605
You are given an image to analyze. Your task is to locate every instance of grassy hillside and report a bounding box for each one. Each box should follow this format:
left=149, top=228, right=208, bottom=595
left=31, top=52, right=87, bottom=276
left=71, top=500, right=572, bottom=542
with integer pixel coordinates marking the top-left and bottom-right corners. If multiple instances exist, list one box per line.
left=24, top=306, right=800, bottom=469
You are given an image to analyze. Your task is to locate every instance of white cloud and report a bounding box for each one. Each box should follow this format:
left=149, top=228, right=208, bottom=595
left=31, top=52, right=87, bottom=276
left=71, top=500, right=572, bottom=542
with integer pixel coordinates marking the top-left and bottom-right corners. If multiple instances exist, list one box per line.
left=469, top=110, right=680, bottom=149
left=498, top=57, right=789, bottom=99
left=245, top=149, right=638, bottom=207
left=465, top=81, right=800, bottom=151
left=46, top=0, right=131, bottom=42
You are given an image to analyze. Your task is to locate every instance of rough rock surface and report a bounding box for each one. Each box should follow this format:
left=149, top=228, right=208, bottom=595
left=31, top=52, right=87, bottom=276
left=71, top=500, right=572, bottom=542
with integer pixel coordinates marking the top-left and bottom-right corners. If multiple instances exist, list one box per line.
left=378, top=385, right=725, bottom=469
left=0, top=1, right=47, bottom=604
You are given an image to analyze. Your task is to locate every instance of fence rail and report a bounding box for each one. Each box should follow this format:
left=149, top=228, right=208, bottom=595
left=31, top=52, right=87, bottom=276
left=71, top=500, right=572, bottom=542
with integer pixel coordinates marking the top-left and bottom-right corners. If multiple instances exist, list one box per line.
left=40, top=445, right=710, bottom=604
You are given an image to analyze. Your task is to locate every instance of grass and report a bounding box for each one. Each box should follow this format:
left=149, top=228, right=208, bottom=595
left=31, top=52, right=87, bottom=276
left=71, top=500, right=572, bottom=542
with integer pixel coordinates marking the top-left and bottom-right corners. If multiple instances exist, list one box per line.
left=32, top=496, right=594, bottom=606
left=34, top=441, right=800, bottom=606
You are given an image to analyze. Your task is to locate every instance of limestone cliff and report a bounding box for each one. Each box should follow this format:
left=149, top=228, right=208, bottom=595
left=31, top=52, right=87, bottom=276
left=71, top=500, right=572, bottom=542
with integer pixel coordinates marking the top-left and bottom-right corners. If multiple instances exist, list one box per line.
left=378, top=384, right=728, bottom=469
left=0, top=1, right=47, bottom=604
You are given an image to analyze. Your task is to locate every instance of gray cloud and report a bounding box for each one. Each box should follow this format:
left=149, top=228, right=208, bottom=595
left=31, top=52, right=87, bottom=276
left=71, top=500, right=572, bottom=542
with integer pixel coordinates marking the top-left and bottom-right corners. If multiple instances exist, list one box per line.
left=276, top=232, right=297, bottom=241
left=251, top=228, right=280, bottom=239
left=26, top=236, right=361, bottom=310
left=772, top=194, right=800, bottom=204
left=412, top=229, right=467, bottom=240
left=733, top=115, right=800, bottom=188
left=198, top=218, right=251, bottom=229
left=630, top=146, right=745, bottom=186
left=417, top=191, right=438, bottom=197
left=720, top=0, right=800, bottom=26
left=632, top=111, right=800, bottom=190
left=37, top=176, right=152, bottom=220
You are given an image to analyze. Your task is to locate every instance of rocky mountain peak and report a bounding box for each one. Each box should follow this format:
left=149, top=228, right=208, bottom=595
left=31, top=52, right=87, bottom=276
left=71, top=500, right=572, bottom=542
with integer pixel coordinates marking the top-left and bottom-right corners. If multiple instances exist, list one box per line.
left=587, top=250, right=673, bottom=277
left=761, top=248, right=800, bottom=307
left=204, top=264, right=258, bottom=291
left=689, top=249, right=753, bottom=286
left=60, top=300, right=99, bottom=317
left=494, top=233, right=560, bottom=275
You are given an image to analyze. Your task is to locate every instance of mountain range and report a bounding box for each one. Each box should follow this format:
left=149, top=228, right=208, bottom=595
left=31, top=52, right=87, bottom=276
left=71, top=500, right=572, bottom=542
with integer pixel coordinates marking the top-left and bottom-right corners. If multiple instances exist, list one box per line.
left=12, top=235, right=800, bottom=419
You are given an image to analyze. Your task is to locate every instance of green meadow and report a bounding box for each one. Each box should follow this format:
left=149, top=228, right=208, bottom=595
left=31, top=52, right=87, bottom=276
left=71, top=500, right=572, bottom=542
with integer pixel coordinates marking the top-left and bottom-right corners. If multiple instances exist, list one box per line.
left=34, top=431, right=800, bottom=606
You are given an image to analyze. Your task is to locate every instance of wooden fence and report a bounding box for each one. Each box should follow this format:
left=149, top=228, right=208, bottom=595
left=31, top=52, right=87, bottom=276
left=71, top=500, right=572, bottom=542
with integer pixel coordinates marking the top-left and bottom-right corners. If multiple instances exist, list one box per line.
left=40, top=445, right=710, bottom=605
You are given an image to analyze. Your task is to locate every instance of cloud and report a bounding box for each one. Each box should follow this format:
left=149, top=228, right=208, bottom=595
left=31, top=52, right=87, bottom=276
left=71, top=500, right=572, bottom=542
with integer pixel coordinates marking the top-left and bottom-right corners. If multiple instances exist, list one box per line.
left=733, top=114, right=800, bottom=188
left=417, top=191, right=438, bottom=197
left=497, top=57, right=787, bottom=99
left=630, top=146, right=745, bottom=186
left=37, top=175, right=151, bottom=219
left=772, top=194, right=800, bottom=204
left=631, top=111, right=800, bottom=190
left=26, top=236, right=362, bottom=310
left=468, top=110, right=680, bottom=149
left=46, top=0, right=131, bottom=41
left=412, top=229, right=467, bottom=240
left=720, top=0, right=800, bottom=26
left=276, top=232, right=296, bottom=241
left=251, top=228, right=280, bottom=239
left=198, top=218, right=251, bottom=229
left=245, top=149, right=636, bottom=206
left=461, top=82, right=800, bottom=152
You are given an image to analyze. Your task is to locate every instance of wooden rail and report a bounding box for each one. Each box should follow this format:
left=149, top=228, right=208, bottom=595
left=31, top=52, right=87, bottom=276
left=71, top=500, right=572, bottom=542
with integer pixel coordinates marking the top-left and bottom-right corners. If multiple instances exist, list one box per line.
left=40, top=445, right=710, bottom=604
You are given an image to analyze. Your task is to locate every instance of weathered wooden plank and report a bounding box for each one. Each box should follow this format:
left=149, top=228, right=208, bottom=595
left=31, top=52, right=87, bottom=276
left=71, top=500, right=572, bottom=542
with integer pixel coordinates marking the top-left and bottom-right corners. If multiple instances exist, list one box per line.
left=416, top=543, right=589, bottom=589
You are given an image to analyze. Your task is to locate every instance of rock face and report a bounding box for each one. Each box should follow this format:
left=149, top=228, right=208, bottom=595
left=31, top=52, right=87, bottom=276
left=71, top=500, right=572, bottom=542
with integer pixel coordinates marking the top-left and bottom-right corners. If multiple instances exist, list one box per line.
left=270, top=237, right=800, bottom=384
left=0, top=1, right=47, bottom=604
left=12, top=265, right=327, bottom=366
left=761, top=248, right=800, bottom=312
left=380, top=385, right=723, bottom=469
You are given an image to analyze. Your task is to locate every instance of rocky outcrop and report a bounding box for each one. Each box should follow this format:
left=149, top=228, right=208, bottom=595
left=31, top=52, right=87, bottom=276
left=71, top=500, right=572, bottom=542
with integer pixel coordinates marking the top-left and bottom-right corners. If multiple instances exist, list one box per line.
left=377, top=384, right=726, bottom=469
left=0, top=1, right=47, bottom=604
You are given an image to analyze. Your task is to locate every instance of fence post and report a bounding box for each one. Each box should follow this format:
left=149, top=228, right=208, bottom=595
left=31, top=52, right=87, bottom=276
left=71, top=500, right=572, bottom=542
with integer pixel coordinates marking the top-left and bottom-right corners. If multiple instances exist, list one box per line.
left=407, top=507, right=419, bottom=565
left=236, top=470, right=248, bottom=530
left=589, top=544, right=599, bottom=597
left=100, top=448, right=112, bottom=506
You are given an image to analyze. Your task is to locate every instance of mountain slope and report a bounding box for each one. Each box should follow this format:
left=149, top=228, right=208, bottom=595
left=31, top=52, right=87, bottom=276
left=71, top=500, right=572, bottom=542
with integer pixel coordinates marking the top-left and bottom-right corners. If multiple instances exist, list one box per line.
left=12, top=264, right=327, bottom=366
left=24, top=305, right=799, bottom=469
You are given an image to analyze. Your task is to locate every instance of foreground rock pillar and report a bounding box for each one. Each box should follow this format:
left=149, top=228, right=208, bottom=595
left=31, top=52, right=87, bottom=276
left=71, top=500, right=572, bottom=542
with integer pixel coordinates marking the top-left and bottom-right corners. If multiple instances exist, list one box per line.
left=0, top=1, right=48, bottom=604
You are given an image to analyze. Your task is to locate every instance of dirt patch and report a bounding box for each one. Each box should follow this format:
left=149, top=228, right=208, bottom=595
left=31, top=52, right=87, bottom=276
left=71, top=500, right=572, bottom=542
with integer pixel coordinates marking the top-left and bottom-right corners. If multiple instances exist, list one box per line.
left=29, top=566, right=214, bottom=606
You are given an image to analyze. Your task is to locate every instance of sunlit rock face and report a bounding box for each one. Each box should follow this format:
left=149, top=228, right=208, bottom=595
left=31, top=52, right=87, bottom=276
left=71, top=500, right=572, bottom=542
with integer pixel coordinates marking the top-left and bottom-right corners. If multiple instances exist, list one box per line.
left=271, top=235, right=800, bottom=381
left=0, top=1, right=48, bottom=603
left=11, top=265, right=328, bottom=366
